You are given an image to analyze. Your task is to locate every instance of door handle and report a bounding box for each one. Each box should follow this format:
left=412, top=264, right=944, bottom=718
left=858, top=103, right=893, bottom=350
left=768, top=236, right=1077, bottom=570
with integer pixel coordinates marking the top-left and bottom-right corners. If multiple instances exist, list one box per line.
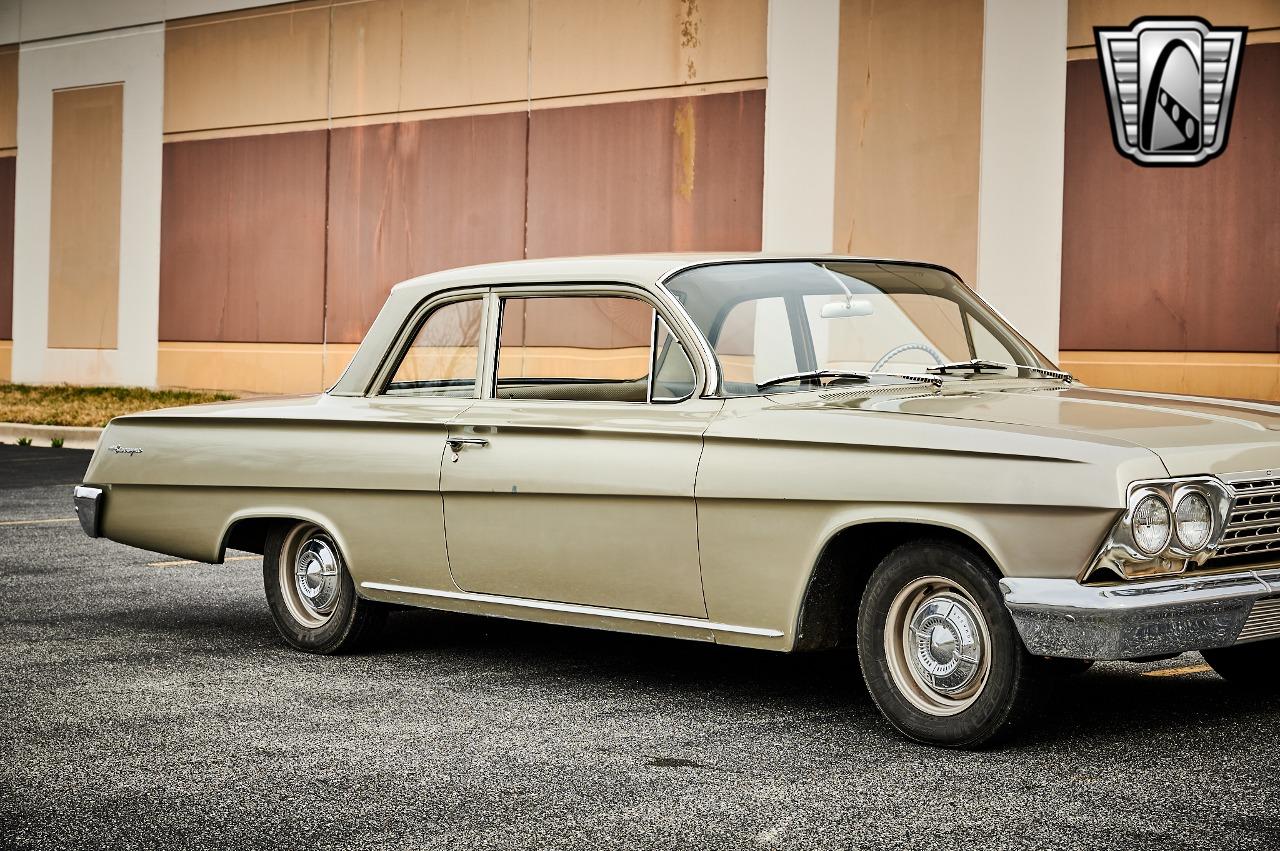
left=447, top=436, right=489, bottom=461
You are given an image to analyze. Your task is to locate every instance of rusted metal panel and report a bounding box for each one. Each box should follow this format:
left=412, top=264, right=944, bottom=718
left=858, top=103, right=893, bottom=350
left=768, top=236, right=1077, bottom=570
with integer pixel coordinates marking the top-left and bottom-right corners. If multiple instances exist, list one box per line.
left=159, top=130, right=328, bottom=343
left=325, top=111, right=527, bottom=344
left=1060, top=43, right=1280, bottom=353
left=526, top=90, right=764, bottom=258
left=0, top=156, right=13, bottom=340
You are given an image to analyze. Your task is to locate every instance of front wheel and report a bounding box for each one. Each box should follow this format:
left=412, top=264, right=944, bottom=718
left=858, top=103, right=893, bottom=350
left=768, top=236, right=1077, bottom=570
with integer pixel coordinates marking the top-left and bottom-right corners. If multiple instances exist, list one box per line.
left=263, top=521, right=386, bottom=654
left=857, top=541, right=1042, bottom=748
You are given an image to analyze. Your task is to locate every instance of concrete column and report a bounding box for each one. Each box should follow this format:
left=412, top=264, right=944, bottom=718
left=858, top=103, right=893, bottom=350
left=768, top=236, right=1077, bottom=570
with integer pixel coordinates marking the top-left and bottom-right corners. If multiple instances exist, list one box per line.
left=13, top=24, right=164, bottom=386
left=976, top=0, right=1068, bottom=359
left=761, top=0, right=840, bottom=252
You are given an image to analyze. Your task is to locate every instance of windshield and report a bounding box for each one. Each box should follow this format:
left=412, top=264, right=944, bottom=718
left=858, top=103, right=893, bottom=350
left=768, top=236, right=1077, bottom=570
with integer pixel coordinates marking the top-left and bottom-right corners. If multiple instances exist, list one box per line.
left=664, top=261, right=1057, bottom=397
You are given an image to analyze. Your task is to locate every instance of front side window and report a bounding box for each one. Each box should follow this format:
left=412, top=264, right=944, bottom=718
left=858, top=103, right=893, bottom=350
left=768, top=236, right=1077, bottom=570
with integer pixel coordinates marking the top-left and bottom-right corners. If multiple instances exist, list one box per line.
left=383, top=298, right=483, bottom=397
left=494, top=294, right=693, bottom=403
left=666, top=261, right=1055, bottom=396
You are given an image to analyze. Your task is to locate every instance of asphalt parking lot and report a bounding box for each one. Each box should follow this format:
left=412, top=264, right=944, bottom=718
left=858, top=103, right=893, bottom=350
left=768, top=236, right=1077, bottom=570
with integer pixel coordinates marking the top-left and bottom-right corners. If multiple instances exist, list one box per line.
left=1, top=444, right=1277, bottom=850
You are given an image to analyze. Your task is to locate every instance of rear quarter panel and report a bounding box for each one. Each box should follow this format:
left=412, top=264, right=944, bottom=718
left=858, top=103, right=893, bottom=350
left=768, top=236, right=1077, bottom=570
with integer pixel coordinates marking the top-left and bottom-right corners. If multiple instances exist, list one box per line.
left=86, top=395, right=467, bottom=590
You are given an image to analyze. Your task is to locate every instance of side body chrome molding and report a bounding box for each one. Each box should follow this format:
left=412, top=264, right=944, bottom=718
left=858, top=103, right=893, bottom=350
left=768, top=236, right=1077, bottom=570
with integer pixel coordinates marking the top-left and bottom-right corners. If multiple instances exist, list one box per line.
left=360, top=581, right=784, bottom=638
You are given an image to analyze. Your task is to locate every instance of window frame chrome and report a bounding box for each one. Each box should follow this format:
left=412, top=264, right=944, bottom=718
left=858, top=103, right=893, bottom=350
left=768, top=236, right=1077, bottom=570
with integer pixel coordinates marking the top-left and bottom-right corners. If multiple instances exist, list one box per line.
left=481, top=282, right=709, bottom=405
left=368, top=287, right=492, bottom=399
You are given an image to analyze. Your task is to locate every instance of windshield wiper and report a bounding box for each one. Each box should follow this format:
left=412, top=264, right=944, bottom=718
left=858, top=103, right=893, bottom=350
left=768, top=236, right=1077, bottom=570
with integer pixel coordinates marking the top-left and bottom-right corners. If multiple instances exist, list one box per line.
left=757, top=369, right=943, bottom=390
left=926, top=359, right=1073, bottom=382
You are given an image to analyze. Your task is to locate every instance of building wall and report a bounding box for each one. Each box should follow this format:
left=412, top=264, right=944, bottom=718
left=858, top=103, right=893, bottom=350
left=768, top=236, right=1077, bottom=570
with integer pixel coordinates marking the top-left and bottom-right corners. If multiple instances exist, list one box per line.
left=0, top=0, right=1275, bottom=402
left=155, top=0, right=767, bottom=392
left=1059, top=0, right=1280, bottom=400
left=0, top=40, right=14, bottom=381
left=834, top=0, right=984, bottom=285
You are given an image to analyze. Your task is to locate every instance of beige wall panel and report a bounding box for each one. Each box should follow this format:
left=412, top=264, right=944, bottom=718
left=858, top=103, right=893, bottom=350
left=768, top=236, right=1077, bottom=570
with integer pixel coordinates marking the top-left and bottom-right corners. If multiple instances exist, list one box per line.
left=530, top=0, right=767, bottom=99
left=1061, top=351, right=1280, bottom=402
left=834, top=0, right=983, bottom=283
left=158, top=342, right=328, bottom=393
left=164, top=2, right=330, bottom=133
left=0, top=339, right=10, bottom=382
left=329, top=0, right=403, bottom=118
left=0, top=45, right=16, bottom=150
left=322, top=343, right=359, bottom=387
left=1068, top=0, right=1280, bottom=47
left=48, top=85, right=123, bottom=350
left=399, top=0, right=529, bottom=112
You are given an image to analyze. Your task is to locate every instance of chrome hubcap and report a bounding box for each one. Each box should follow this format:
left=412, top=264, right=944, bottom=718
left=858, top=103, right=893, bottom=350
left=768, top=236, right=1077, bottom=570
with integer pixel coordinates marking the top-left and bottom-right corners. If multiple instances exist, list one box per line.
left=908, top=596, right=984, bottom=695
left=294, top=538, right=340, bottom=617
left=885, top=576, right=992, bottom=716
left=279, top=525, right=344, bottom=628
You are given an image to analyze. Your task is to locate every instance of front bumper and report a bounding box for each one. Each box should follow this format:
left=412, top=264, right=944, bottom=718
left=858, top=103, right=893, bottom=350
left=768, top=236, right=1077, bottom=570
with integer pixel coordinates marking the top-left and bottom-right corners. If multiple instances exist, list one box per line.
left=1001, top=567, right=1280, bottom=660
left=73, top=485, right=103, bottom=538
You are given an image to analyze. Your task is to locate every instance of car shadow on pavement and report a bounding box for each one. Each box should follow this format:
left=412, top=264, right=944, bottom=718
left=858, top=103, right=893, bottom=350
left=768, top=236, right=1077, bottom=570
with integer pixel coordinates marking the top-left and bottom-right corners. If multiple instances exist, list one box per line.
left=375, top=607, right=870, bottom=704
left=95, top=591, right=1276, bottom=750
left=368, top=607, right=1278, bottom=746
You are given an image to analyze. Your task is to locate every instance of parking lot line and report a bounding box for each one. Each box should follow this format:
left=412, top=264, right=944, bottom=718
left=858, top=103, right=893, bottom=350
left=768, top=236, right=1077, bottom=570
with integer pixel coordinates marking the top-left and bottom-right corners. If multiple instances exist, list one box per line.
left=1142, top=663, right=1212, bottom=677
left=147, top=554, right=261, bottom=568
left=0, top=517, right=78, bottom=526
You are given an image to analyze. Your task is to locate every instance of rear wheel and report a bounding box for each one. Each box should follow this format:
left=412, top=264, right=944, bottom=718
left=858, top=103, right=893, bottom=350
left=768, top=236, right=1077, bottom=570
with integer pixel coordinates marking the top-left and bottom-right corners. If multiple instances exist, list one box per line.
left=857, top=540, right=1042, bottom=748
left=263, top=521, right=386, bottom=654
left=1201, top=641, right=1280, bottom=692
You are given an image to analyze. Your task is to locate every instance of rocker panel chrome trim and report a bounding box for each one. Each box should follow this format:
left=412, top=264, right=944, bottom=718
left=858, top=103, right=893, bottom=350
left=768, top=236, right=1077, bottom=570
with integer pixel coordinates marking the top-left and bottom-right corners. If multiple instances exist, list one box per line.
left=360, top=581, right=784, bottom=637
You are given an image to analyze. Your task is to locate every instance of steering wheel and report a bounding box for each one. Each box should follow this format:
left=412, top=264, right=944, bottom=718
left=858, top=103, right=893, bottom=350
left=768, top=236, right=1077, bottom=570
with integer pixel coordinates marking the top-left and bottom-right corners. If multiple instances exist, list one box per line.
left=871, top=342, right=946, bottom=373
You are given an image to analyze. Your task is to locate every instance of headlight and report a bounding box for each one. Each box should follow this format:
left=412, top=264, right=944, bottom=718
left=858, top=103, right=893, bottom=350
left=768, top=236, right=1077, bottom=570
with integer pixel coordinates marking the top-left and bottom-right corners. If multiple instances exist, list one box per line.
left=1174, top=491, right=1213, bottom=551
left=1085, top=476, right=1232, bottom=582
left=1131, top=494, right=1171, bottom=555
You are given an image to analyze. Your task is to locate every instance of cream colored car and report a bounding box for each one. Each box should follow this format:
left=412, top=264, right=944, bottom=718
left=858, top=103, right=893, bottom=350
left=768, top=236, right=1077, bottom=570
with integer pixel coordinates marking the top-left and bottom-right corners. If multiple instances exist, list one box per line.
left=75, top=256, right=1280, bottom=747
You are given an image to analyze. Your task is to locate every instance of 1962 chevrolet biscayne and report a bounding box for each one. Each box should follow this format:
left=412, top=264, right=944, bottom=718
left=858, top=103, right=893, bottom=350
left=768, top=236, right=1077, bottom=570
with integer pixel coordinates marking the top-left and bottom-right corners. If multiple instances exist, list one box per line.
left=74, top=255, right=1280, bottom=747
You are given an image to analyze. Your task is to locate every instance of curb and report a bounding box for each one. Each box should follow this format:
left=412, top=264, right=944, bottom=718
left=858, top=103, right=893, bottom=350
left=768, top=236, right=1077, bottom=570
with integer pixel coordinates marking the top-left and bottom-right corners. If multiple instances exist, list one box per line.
left=0, top=422, right=103, bottom=450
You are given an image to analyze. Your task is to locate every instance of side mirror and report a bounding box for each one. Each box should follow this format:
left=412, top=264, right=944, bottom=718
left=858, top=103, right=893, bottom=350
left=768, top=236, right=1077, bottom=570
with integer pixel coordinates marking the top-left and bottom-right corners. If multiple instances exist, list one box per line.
left=820, top=299, right=874, bottom=319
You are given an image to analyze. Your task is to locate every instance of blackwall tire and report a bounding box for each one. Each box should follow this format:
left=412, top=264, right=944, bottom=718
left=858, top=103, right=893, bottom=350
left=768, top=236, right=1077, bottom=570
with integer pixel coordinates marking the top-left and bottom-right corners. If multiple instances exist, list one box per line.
left=1201, top=641, right=1280, bottom=693
left=856, top=540, right=1042, bottom=748
left=262, top=521, right=386, bottom=654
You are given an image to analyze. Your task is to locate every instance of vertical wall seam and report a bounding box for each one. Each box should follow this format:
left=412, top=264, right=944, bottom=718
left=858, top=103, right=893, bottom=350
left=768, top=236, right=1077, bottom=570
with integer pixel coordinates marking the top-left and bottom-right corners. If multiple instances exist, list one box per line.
left=523, top=0, right=532, bottom=259
left=320, top=0, right=335, bottom=387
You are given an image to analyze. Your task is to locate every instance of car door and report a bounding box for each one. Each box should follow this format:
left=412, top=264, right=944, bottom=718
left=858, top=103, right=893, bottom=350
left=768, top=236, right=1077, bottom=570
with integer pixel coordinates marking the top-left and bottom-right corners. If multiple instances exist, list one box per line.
left=440, top=286, right=720, bottom=617
left=354, top=291, right=487, bottom=592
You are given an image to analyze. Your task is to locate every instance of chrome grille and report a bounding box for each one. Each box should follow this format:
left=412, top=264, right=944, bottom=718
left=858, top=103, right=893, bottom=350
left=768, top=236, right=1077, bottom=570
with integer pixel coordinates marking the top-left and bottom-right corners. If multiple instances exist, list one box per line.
left=1237, top=597, right=1280, bottom=644
left=1207, top=473, right=1280, bottom=569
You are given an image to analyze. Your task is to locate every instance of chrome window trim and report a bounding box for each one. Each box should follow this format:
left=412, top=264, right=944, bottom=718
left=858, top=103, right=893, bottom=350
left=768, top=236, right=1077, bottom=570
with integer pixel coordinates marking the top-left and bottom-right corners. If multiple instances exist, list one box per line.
left=367, top=287, right=492, bottom=398
left=482, top=282, right=710, bottom=405
left=649, top=312, right=697, bottom=405
left=361, top=581, right=783, bottom=638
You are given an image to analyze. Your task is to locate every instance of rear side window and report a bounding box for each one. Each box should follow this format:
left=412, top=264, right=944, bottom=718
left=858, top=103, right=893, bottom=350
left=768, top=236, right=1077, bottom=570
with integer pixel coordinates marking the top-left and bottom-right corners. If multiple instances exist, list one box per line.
left=383, top=299, right=483, bottom=397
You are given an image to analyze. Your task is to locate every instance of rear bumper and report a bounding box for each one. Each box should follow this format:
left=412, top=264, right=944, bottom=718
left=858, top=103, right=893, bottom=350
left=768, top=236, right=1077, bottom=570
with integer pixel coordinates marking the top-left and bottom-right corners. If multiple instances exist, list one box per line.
left=1001, top=567, right=1280, bottom=660
left=73, top=485, right=103, bottom=538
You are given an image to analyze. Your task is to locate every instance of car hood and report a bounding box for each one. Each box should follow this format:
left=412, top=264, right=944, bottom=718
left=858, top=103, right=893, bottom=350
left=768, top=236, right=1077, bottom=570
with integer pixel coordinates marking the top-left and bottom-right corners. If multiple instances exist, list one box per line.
left=803, top=382, right=1280, bottom=477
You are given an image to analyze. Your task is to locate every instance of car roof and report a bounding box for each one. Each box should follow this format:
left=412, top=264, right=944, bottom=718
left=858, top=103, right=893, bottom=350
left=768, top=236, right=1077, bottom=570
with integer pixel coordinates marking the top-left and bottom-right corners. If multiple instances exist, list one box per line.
left=388, top=253, right=957, bottom=296
left=331, top=253, right=961, bottom=397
